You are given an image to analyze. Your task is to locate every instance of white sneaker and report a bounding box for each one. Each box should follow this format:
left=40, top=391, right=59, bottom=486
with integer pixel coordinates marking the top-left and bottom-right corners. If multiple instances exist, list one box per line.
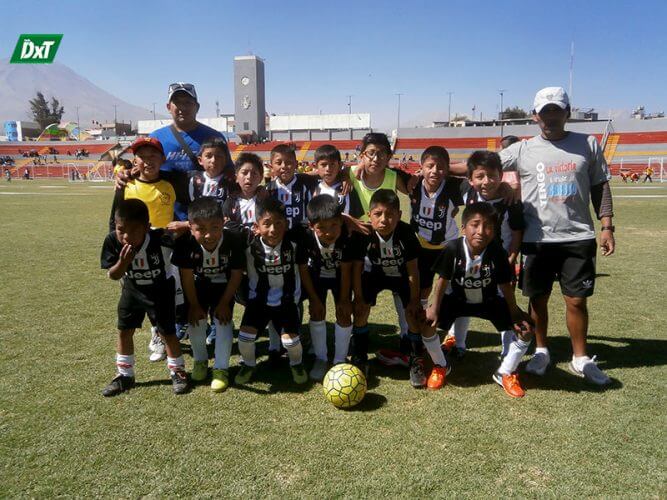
left=309, top=359, right=329, bottom=382
left=569, top=356, right=611, bottom=386
left=149, top=335, right=166, bottom=362
left=148, top=327, right=160, bottom=353
left=525, top=351, right=550, bottom=376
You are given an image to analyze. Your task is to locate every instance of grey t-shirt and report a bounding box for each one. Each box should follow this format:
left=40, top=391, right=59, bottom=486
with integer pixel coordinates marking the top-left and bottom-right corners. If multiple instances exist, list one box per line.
left=500, top=132, right=611, bottom=243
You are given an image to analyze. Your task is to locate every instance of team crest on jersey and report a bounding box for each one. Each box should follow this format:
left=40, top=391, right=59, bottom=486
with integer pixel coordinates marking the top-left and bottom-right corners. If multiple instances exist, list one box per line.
left=284, top=249, right=292, bottom=261
left=293, top=191, right=300, bottom=203
left=267, top=252, right=280, bottom=264
left=159, top=192, right=171, bottom=205
left=481, top=264, right=491, bottom=278
left=280, top=192, right=290, bottom=203
left=437, top=204, right=447, bottom=218
left=150, top=253, right=160, bottom=266
left=420, top=206, right=433, bottom=217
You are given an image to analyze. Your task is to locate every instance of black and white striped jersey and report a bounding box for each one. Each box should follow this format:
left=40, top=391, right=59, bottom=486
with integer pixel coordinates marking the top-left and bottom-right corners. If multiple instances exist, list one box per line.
left=354, top=221, right=421, bottom=279
left=301, top=225, right=360, bottom=281
left=188, top=171, right=231, bottom=203
left=223, top=193, right=259, bottom=230
left=101, top=228, right=176, bottom=290
left=171, top=230, right=246, bottom=285
left=266, top=174, right=319, bottom=228
left=246, top=232, right=307, bottom=306
left=409, top=178, right=462, bottom=248
left=433, top=236, right=513, bottom=304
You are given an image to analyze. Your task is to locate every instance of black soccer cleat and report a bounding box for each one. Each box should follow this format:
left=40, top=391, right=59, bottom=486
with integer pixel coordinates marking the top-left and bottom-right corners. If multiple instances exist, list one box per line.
left=409, top=356, right=427, bottom=388
left=102, top=375, right=135, bottom=397
left=171, top=369, right=190, bottom=395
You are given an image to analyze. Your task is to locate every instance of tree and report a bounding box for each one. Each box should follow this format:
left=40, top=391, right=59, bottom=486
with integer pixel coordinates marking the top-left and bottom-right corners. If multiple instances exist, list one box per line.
left=500, top=106, right=528, bottom=120
left=29, top=92, right=65, bottom=130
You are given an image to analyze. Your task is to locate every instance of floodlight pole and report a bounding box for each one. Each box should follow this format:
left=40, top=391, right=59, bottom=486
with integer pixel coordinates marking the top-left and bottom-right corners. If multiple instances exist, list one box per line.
left=447, top=91, right=453, bottom=126
left=498, top=89, right=507, bottom=138
left=396, top=93, right=403, bottom=133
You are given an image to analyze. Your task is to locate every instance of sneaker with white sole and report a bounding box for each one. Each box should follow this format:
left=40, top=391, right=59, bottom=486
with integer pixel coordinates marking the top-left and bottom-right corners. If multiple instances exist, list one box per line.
left=309, top=359, right=329, bottom=381
left=525, top=351, right=550, bottom=376
left=149, top=335, right=166, bottom=362
left=569, top=356, right=611, bottom=386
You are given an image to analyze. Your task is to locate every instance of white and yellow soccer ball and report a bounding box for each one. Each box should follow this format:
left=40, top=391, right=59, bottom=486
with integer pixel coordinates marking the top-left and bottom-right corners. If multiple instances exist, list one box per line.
left=322, top=363, right=367, bottom=409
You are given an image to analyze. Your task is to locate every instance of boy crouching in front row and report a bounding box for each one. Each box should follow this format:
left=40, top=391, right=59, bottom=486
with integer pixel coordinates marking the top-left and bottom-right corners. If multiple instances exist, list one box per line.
left=100, top=199, right=189, bottom=396
left=235, top=197, right=309, bottom=386
left=172, top=197, right=246, bottom=392
left=423, top=202, right=534, bottom=398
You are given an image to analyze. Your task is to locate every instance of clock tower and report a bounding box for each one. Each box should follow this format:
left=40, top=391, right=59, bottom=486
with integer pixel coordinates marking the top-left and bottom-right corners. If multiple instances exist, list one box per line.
left=233, top=55, right=266, bottom=141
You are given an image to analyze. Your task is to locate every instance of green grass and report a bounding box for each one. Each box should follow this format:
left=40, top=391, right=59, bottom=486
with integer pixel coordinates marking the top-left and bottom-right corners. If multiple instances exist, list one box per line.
left=1, top=179, right=665, bottom=497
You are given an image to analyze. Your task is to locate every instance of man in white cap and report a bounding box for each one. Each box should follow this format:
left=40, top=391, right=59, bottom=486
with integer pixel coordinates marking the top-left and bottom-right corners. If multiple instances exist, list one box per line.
left=498, top=86, right=615, bottom=385
left=150, top=82, right=234, bottom=220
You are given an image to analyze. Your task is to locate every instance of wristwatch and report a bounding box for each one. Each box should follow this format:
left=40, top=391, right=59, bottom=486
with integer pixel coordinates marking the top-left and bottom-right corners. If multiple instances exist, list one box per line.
left=601, top=225, right=615, bottom=232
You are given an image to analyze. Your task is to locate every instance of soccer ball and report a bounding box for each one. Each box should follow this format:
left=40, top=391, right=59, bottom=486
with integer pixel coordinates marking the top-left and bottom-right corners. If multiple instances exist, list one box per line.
left=322, top=363, right=367, bottom=409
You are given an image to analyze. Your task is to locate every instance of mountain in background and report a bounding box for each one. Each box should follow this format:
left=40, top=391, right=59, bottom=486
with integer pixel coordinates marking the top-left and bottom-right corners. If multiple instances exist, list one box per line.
left=0, top=58, right=166, bottom=127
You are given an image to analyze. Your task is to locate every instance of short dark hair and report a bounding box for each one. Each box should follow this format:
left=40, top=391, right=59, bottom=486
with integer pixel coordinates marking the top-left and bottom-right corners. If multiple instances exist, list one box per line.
left=188, top=196, right=223, bottom=222
left=420, top=145, right=450, bottom=165
left=270, top=143, right=297, bottom=162
left=462, top=202, right=497, bottom=228
left=314, top=144, right=342, bottom=164
left=256, top=196, right=287, bottom=220
left=307, top=194, right=343, bottom=223
left=115, top=198, right=149, bottom=225
left=198, top=137, right=230, bottom=156
left=360, top=133, right=392, bottom=155
left=369, top=188, right=400, bottom=211
left=234, top=152, right=263, bottom=175
left=467, top=150, right=502, bottom=177
left=500, top=135, right=520, bottom=149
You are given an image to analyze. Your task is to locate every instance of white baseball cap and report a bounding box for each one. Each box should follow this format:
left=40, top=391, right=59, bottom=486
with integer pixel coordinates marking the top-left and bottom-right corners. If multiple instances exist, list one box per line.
left=533, top=87, right=569, bottom=113
left=168, top=82, right=198, bottom=102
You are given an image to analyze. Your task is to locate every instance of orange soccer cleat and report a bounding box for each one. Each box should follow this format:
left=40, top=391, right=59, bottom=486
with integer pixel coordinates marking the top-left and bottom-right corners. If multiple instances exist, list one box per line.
left=493, top=372, right=526, bottom=398
left=427, top=365, right=449, bottom=390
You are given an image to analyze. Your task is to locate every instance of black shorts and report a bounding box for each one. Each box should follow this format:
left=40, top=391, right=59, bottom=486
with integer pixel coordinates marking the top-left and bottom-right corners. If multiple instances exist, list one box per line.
left=418, top=246, right=442, bottom=291
left=304, top=275, right=346, bottom=304
left=361, top=273, right=410, bottom=308
left=195, top=279, right=234, bottom=316
left=117, top=279, right=176, bottom=335
left=521, top=240, right=597, bottom=298
left=437, top=294, right=512, bottom=332
left=241, top=300, right=301, bottom=335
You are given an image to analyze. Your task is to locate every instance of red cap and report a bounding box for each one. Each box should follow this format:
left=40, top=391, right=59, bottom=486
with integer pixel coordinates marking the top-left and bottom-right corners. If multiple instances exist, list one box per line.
left=129, top=137, right=164, bottom=155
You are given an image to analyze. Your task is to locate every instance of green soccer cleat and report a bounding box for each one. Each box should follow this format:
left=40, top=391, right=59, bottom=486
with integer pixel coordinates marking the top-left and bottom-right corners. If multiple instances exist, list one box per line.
left=191, top=360, right=208, bottom=382
left=234, top=365, right=256, bottom=385
left=291, top=363, right=308, bottom=385
left=211, top=368, right=229, bottom=392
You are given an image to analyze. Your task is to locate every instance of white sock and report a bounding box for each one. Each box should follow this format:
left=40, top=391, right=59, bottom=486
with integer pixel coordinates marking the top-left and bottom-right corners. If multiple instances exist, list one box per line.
left=188, top=322, right=208, bottom=362
left=572, top=355, right=591, bottom=371
left=281, top=335, right=303, bottom=366
left=420, top=298, right=428, bottom=309
left=500, top=330, right=516, bottom=359
left=167, top=355, right=185, bottom=375
left=333, top=323, right=353, bottom=364
left=423, top=334, right=447, bottom=367
left=450, top=316, right=469, bottom=348
left=309, top=320, right=327, bottom=361
left=393, top=293, right=408, bottom=336
left=498, top=338, right=531, bottom=375
left=535, top=347, right=550, bottom=356
left=238, top=330, right=257, bottom=367
left=267, top=322, right=281, bottom=351
left=116, top=353, right=135, bottom=377
left=213, top=319, right=233, bottom=370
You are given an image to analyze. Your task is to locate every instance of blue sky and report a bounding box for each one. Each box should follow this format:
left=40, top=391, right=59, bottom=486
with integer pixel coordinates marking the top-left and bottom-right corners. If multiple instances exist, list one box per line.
left=2, top=0, right=665, bottom=131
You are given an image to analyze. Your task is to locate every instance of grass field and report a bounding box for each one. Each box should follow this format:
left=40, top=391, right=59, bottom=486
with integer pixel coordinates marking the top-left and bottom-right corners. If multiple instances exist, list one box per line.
left=1, top=179, right=665, bottom=497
